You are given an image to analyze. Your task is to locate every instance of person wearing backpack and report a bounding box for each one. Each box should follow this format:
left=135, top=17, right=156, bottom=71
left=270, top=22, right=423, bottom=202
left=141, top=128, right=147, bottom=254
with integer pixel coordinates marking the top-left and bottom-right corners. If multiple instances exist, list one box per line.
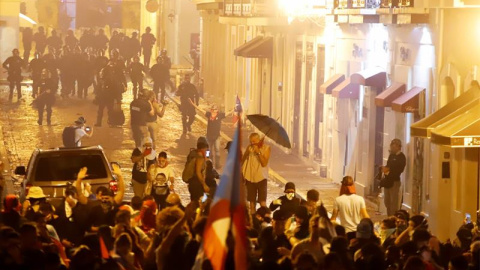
left=183, top=138, right=209, bottom=205
left=62, top=117, right=93, bottom=147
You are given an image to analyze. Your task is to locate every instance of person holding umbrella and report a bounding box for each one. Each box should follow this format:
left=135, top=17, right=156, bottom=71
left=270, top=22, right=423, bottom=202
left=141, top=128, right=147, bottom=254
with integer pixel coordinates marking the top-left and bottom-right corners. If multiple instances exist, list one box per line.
left=242, top=132, right=271, bottom=214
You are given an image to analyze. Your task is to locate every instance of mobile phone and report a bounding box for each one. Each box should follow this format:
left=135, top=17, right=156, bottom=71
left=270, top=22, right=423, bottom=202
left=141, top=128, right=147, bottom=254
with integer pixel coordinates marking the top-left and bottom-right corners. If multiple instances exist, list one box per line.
left=85, top=126, right=91, bottom=132
left=201, top=193, right=208, bottom=203
left=206, top=150, right=210, bottom=158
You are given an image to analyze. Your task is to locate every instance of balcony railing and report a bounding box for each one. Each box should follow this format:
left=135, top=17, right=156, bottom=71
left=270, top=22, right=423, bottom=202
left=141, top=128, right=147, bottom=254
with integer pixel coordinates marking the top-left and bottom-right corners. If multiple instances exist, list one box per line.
left=223, top=0, right=279, bottom=17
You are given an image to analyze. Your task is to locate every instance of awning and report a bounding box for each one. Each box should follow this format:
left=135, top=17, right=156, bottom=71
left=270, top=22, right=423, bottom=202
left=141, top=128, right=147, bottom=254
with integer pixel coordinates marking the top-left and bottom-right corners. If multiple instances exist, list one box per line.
left=410, top=87, right=480, bottom=138
left=392, top=86, right=425, bottom=113
left=430, top=105, right=480, bottom=147
left=320, top=74, right=345, bottom=94
left=350, top=67, right=387, bottom=88
left=332, top=78, right=360, bottom=99
left=234, top=36, right=273, bottom=58
left=375, top=82, right=406, bottom=107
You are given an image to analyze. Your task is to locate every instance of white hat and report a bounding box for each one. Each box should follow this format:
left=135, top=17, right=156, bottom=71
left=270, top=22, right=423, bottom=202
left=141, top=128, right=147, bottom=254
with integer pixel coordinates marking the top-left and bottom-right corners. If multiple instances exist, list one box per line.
left=26, top=186, right=46, bottom=199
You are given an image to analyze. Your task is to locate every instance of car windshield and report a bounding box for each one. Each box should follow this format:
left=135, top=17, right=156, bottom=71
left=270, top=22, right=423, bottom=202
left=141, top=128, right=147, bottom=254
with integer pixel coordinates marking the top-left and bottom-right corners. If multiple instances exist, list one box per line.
left=34, top=153, right=108, bottom=181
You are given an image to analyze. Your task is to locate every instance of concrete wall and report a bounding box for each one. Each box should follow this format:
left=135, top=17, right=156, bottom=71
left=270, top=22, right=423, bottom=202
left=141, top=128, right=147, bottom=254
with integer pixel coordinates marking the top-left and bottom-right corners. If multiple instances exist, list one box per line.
left=0, top=0, right=20, bottom=80
left=165, top=0, right=200, bottom=66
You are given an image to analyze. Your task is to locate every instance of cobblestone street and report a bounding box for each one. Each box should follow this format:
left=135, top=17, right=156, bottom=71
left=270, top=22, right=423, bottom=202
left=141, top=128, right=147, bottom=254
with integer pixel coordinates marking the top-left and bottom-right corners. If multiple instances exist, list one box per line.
left=0, top=84, right=285, bottom=205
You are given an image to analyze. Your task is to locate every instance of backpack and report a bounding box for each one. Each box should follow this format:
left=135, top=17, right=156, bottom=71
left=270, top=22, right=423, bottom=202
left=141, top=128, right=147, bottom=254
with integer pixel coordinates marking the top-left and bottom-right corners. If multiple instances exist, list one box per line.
left=182, top=149, right=200, bottom=183
left=62, top=126, right=80, bottom=147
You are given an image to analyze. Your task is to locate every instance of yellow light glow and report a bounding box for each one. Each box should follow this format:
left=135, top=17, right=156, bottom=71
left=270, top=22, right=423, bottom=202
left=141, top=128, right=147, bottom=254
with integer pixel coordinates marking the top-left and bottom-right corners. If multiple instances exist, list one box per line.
left=278, top=0, right=325, bottom=16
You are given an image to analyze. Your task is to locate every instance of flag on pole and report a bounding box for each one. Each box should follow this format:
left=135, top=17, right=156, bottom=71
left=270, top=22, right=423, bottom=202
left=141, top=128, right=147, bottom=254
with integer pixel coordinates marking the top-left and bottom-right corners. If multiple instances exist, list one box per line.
left=232, top=95, right=243, bottom=125
left=202, top=116, right=247, bottom=270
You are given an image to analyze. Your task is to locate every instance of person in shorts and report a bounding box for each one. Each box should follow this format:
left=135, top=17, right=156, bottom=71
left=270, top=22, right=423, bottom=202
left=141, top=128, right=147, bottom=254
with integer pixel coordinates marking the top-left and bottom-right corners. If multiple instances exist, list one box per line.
left=242, top=132, right=271, bottom=214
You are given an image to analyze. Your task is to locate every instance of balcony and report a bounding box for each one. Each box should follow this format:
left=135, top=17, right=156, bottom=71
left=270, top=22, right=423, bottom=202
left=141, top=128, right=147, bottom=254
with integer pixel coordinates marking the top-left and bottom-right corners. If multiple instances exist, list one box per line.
left=223, top=0, right=280, bottom=17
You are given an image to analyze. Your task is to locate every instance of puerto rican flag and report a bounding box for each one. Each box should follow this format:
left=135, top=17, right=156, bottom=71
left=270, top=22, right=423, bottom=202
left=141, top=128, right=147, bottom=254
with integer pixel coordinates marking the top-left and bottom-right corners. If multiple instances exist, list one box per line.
left=201, top=119, right=247, bottom=269
left=232, top=95, right=243, bottom=126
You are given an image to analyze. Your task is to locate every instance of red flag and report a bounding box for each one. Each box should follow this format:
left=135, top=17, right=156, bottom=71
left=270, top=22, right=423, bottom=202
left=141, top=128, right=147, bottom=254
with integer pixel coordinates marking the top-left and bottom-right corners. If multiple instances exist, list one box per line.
left=99, top=236, right=110, bottom=259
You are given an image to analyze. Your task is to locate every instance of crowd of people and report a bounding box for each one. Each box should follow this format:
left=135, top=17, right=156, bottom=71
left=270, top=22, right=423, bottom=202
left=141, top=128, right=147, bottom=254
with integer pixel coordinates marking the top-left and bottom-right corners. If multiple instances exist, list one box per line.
left=1, top=159, right=480, bottom=270
left=2, top=26, right=174, bottom=128
left=2, top=27, right=480, bottom=270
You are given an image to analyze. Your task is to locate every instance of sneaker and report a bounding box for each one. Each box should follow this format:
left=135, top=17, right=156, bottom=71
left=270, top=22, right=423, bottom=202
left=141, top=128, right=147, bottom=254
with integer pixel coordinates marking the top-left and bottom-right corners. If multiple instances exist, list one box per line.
left=37, top=120, right=42, bottom=126
left=94, top=123, right=102, bottom=127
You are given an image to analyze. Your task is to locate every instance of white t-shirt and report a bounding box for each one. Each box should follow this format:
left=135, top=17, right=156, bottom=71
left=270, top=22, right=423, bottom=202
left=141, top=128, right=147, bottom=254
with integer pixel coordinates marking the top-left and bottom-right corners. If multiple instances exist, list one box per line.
left=150, top=165, right=175, bottom=186
left=75, top=128, right=87, bottom=147
left=333, top=194, right=366, bottom=232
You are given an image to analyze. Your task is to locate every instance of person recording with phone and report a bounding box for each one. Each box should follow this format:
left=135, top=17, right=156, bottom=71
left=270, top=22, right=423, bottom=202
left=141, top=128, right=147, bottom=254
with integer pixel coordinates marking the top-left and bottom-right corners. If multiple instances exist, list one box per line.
left=242, top=132, right=271, bottom=214
left=73, top=116, right=93, bottom=147
left=131, top=137, right=157, bottom=198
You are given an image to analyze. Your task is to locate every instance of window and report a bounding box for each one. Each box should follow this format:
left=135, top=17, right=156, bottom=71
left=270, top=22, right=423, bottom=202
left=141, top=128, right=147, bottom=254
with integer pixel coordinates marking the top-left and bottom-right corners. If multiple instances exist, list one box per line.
left=34, top=154, right=108, bottom=181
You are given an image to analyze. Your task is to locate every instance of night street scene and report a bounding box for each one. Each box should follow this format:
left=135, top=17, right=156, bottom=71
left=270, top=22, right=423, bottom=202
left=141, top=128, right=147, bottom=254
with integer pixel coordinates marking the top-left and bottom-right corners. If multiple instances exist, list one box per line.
left=1, top=0, right=480, bottom=269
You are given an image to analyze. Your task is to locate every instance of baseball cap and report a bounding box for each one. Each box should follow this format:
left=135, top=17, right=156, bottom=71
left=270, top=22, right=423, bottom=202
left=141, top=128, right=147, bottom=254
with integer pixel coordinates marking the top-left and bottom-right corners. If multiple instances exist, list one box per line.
left=356, top=219, right=373, bottom=239
left=75, top=116, right=86, bottom=125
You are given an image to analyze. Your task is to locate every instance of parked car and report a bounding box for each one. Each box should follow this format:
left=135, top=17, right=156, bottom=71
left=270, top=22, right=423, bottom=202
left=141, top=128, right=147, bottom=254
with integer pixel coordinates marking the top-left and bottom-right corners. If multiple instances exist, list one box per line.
left=14, top=146, right=118, bottom=204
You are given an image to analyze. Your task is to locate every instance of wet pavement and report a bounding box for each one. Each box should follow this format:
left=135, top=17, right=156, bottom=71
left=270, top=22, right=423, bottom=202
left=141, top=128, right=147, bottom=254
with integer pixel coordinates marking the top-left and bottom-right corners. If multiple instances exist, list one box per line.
left=0, top=81, right=385, bottom=222
left=0, top=83, right=284, bottom=207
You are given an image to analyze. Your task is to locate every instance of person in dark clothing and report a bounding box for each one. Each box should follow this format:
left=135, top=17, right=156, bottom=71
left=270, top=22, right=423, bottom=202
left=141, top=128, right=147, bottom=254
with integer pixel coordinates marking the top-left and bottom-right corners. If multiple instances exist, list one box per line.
left=160, top=49, right=175, bottom=92
left=95, top=63, right=117, bottom=127
left=150, top=56, right=170, bottom=101
left=77, top=52, right=94, bottom=99
left=79, top=29, right=95, bottom=51
left=59, top=48, right=76, bottom=98
left=252, top=206, right=272, bottom=235
left=269, top=182, right=303, bottom=217
left=383, top=138, right=407, bottom=216
left=258, top=209, right=292, bottom=264
left=75, top=165, right=125, bottom=232
left=95, top=29, right=109, bottom=53
left=0, top=195, right=25, bottom=231
left=46, top=29, right=62, bottom=56
left=187, top=138, right=210, bottom=205
left=291, top=206, right=310, bottom=242
left=176, top=73, right=199, bottom=135
left=48, top=186, right=86, bottom=247
left=109, top=49, right=128, bottom=100
left=130, top=89, right=154, bottom=147
left=2, top=49, right=23, bottom=101
left=205, top=159, right=219, bottom=197
left=109, top=31, right=121, bottom=56
left=126, top=32, right=141, bottom=65
left=43, top=53, right=59, bottom=94
left=29, top=52, right=46, bottom=98
left=35, top=69, right=56, bottom=125
left=131, top=137, right=157, bottom=198
left=128, top=55, right=146, bottom=99
left=33, top=26, right=47, bottom=56
left=22, top=27, right=33, bottom=65
left=141, top=27, right=156, bottom=69
left=64, top=29, right=78, bottom=50
left=205, top=104, right=226, bottom=169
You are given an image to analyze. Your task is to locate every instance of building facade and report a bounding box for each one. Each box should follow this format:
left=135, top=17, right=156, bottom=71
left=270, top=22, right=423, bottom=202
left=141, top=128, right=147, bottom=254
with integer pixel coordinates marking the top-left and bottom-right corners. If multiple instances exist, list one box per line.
left=194, top=0, right=480, bottom=240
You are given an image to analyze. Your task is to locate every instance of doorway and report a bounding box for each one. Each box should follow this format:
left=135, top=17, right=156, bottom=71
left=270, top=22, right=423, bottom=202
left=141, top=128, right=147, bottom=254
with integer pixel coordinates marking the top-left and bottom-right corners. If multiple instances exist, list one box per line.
left=293, top=41, right=303, bottom=152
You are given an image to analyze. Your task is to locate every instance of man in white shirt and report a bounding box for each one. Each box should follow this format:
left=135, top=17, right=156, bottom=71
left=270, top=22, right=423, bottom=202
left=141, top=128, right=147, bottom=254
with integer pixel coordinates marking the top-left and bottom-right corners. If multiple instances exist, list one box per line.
left=330, top=176, right=369, bottom=235
left=73, top=117, right=93, bottom=147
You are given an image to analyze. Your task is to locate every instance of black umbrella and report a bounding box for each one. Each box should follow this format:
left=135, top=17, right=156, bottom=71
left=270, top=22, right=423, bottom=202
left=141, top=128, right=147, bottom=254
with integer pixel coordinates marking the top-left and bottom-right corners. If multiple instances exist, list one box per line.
left=246, top=114, right=291, bottom=149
